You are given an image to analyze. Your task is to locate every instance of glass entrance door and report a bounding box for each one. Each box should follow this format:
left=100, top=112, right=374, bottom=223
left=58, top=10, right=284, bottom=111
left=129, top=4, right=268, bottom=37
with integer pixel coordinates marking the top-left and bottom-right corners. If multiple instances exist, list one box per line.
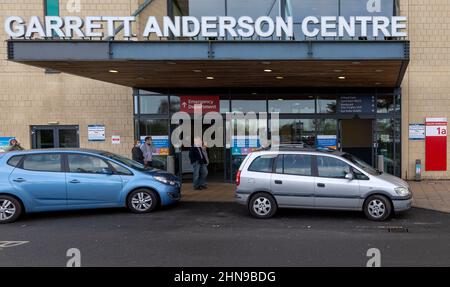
left=31, top=126, right=79, bottom=149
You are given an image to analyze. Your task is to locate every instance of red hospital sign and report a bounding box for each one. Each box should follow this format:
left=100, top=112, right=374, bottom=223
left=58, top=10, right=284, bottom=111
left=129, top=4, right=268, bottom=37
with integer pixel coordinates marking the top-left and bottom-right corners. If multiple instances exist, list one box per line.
left=425, top=118, right=447, bottom=171
left=180, top=96, right=220, bottom=114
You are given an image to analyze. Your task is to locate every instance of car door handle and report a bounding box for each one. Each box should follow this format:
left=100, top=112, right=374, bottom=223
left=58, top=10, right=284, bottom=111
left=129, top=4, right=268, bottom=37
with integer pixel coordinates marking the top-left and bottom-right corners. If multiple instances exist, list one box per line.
left=69, top=179, right=80, bottom=184
left=317, top=183, right=325, bottom=188
left=13, top=178, right=26, bottom=183
left=274, top=180, right=283, bottom=185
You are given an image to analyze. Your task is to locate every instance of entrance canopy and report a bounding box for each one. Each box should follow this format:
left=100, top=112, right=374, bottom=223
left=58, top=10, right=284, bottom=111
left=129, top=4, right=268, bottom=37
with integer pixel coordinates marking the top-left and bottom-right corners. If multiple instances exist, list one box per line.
left=7, top=40, right=409, bottom=88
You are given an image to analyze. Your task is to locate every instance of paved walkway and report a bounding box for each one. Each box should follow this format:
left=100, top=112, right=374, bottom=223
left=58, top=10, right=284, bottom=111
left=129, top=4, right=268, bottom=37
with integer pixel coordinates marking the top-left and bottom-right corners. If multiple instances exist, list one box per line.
left=181, top=180, right=450, bottom=213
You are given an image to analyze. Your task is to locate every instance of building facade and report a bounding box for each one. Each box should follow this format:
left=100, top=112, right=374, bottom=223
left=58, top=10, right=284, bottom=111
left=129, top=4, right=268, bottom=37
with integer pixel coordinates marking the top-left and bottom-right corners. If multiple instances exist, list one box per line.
left=0, top=0, right=449, bottom=181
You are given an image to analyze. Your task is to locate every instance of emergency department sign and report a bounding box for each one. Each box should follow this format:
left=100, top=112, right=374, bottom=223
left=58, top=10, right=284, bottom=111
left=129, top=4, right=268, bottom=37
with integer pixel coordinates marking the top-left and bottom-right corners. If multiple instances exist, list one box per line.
left=425, top=118, right=447, bottom=171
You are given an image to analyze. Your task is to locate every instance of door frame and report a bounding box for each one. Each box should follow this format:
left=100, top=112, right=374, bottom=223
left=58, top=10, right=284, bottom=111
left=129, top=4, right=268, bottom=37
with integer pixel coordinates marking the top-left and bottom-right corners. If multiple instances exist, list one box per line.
left=31, top=125, right=80, bottom=149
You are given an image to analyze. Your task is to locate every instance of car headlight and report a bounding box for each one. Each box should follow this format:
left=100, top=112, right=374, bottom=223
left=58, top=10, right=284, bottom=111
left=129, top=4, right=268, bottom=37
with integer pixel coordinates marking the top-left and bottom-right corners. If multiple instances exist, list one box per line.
left=154, top=176, right=177, bottom=186
left=394, top=187, right=410, bottom=196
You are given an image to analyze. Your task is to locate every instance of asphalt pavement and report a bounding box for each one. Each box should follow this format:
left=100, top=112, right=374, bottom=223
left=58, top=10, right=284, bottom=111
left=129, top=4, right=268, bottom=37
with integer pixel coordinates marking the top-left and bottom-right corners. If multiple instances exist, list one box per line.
left=1, top=202, right=449, bottom=267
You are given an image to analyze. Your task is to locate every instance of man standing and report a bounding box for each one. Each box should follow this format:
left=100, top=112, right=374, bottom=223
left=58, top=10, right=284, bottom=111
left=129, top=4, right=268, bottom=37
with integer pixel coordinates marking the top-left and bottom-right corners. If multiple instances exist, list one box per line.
left=140, top=136, right=153, bottom=168
left=189, top=137, right=209, bottom=190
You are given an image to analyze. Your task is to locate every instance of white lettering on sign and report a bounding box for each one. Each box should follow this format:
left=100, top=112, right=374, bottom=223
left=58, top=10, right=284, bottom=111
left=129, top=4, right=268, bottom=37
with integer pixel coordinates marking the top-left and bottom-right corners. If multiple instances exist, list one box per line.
left=3, top=15, right=408, bottom=39
left=426, top=118, right=448, bottom=137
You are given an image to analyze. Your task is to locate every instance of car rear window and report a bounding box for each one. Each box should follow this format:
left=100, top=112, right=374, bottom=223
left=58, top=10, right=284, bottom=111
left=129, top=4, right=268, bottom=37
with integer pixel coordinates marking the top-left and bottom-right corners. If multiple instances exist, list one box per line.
left=248, top=155, right=276, bottom=173
left=7, top=156, right=23, bottom=167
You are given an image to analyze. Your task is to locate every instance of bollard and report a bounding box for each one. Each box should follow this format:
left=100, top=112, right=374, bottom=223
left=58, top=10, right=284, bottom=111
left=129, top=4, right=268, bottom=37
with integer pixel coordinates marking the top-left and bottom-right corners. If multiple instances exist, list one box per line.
left=167, top=155, right=175, bottom=175
left=415, top=159, right=422, bottom=181
left=377, top=155, right=384, bottom=173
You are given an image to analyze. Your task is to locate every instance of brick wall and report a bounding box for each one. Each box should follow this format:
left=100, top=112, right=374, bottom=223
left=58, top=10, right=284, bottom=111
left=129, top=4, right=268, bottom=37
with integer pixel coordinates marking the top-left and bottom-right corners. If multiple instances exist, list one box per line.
left=400, top=0, right=450, bottom=179
left=0, top=0, right=143, bottom=157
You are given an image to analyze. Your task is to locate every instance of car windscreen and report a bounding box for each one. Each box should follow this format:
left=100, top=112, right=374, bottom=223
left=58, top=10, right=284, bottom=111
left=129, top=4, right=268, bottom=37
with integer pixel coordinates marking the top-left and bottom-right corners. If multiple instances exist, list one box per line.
left=342, top=153, right=379, bottom=176
left=100, top=152, right=157, bottom=172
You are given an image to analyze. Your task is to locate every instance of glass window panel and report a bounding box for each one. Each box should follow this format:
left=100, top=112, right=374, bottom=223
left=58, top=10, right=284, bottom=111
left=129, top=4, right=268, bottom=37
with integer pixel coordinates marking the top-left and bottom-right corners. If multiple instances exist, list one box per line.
left=232, top=100, right=266, bottom=113
left=340, top=0, right=395, bottom=17
left=7, top=156, right=23, bottom=167
left=277, top=119, right=315, bottom=146
left=268, top=95, right=315, bottom=114
left=23, top=154, right=61, bottom=172
left=109, top=161, right=133, bottom=175
left=287, top=0, right=339, bottom=21
left=248, top=155, right=275, bottom=173
left=228, top=0, right=280, bottom=19
left=68, top=154, right=109, bottom=174
left=139, top=96, right=169, bottom=114
left=377, top=94, right=394, bottom=113
left=317, top=95, right=337, bottom=114
left=377, top=118, right=394, bottom=175
left=139, top=119, right=169, bottom=137
left=274, top=155, right=283, bottom=173
left=283, top=154, right=312, bottom=176
left=58, top=129, right=78, bottom=148
left=45, top=0, right=59, bottom=16
left=316, top=119, right=337, bottom=135
left=317, top=156, right=350, bottom=178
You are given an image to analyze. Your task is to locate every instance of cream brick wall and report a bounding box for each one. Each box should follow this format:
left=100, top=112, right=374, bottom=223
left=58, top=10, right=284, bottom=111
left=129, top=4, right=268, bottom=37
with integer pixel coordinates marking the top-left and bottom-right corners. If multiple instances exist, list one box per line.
left=400, top=0, right=450, bottom=179
left=0, top=0, right=145, bottom=157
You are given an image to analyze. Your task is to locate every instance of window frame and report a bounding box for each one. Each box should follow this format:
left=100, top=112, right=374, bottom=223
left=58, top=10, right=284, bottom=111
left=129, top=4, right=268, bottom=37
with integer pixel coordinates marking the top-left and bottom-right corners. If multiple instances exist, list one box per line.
left=19, top=153, right=63, bottom=173
left=7, top=155, right=24, bottom=168
left=315, top=155, right=352, bottom=179
left=247, top=155, right=277, bottom=174
left=273, top=153, right=314, bottom=177
left=64, top=153, right=113, bottom=175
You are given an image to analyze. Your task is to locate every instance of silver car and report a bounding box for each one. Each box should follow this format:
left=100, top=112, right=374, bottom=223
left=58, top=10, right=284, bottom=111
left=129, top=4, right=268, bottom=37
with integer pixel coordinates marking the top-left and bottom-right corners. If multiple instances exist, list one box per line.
left=235, top=147, right=412, bottom=221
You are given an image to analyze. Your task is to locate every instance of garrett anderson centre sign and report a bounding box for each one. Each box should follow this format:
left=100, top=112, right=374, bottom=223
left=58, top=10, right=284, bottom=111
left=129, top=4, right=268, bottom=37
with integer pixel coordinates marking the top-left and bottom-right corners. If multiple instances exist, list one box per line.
left=4, top=15, right=407, bottom=39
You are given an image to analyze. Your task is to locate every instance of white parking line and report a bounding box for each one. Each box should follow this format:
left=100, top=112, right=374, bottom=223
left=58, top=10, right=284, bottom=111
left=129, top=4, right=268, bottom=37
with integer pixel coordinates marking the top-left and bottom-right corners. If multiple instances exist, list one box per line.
left=0, top=241, right=30, bottom=249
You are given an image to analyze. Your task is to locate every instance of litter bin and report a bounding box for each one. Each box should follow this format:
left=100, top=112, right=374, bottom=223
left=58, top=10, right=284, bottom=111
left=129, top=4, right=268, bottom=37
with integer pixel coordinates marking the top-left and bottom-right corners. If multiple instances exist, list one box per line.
left=415, top=159, right=422, bottom=181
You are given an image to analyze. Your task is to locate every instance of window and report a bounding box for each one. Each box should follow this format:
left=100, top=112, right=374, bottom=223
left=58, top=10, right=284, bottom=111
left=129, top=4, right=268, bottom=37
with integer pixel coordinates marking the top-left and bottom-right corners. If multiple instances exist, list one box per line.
left=283, top=154, right=312, bottom=176
left=68, top=154, right=109, bottom=174
left=274, top=155, right=283, bottom=173
left=248, top=155, right=275, bottom=173
left=377, top=94, right=394, bottom=113
left=45, top=0, right=59, bottom=16
left=23, top=154, right=61, bottom=172
left=269, top=95, right=315, bottom=114
left=317, top=95, right=337, bottom=114
left=353, top=168, right=369, bottom=180
left=278, top=119, right=316, bottom=146
left=140, top=96, right=169, bottom=114
left=7, top=156, right=23, bottom=168
left=317, top=156, right=351, bottom=178
left=109, top=161, right=133, bottom=175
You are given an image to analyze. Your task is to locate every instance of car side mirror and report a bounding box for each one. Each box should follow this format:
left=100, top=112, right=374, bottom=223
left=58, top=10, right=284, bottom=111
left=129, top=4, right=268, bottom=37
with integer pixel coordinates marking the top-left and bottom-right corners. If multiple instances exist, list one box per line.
left=345, top=173, right=354, bottom=180
left=100, top=167, right=113, bottom=175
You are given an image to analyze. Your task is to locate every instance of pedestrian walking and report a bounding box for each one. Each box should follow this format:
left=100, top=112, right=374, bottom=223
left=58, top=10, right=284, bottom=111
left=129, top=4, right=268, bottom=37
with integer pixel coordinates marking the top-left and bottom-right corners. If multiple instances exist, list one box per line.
left=189, top=137, right=209, bottom=190
left=140, top=136, right=153, bottom=168
left=131, top=139, right=144, bottom=164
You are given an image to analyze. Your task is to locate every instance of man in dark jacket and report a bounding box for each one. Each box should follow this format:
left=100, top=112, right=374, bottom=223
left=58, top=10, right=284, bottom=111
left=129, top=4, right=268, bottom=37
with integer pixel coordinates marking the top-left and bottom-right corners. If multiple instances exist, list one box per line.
left=131, top=140, right=144, bottom=164
left=189, top=137, right=209, bottom=190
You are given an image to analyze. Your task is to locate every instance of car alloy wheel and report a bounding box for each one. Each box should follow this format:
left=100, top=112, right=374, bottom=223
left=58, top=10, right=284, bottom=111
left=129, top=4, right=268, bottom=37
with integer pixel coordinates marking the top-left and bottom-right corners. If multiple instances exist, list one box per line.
left=253, top=197, right=272, bottom=216
left=367, top=199, right=386, bottom=219
left=131, top=192, right=153, bottom=212
left=0, top=199, right=16, bottom=221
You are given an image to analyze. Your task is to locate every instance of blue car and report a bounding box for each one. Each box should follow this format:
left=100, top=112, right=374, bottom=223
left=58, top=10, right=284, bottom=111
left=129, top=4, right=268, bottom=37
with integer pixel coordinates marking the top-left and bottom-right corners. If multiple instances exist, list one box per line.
left=0, top=149, right=181, bottom=223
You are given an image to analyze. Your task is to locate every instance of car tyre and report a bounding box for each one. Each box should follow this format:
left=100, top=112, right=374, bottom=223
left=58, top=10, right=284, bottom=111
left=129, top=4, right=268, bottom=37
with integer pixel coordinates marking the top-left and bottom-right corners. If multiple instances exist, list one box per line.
left=0, top=195, right=22, bottom=224
left=127, top=189, right=158, bottom=214
left=248, top=192, right=277, bottom=219
left=364, top=195, right=392, bottom=221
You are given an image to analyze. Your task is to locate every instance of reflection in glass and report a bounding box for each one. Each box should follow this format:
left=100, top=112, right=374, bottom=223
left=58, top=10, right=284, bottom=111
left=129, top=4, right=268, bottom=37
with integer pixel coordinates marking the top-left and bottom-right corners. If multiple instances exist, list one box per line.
left=278, top=119, right=315, bottom=146
left=232, top=100, right=266, bottom=113
left=269, top=95, right=315, bottom=113
left=377, top=118, right=394, bottom=175
left=140, top=96, right=169, bottom=114
left=139, top=119, right=169, bottom=137
left=286, top=0, right=339, bottom=20
left=317, top=95, right=337, bottom=113
left=227, top=0, right=280, bottom=19
left=377, top=94, right=394, bottom=113
left=316, top=119, right=337, bottom=135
